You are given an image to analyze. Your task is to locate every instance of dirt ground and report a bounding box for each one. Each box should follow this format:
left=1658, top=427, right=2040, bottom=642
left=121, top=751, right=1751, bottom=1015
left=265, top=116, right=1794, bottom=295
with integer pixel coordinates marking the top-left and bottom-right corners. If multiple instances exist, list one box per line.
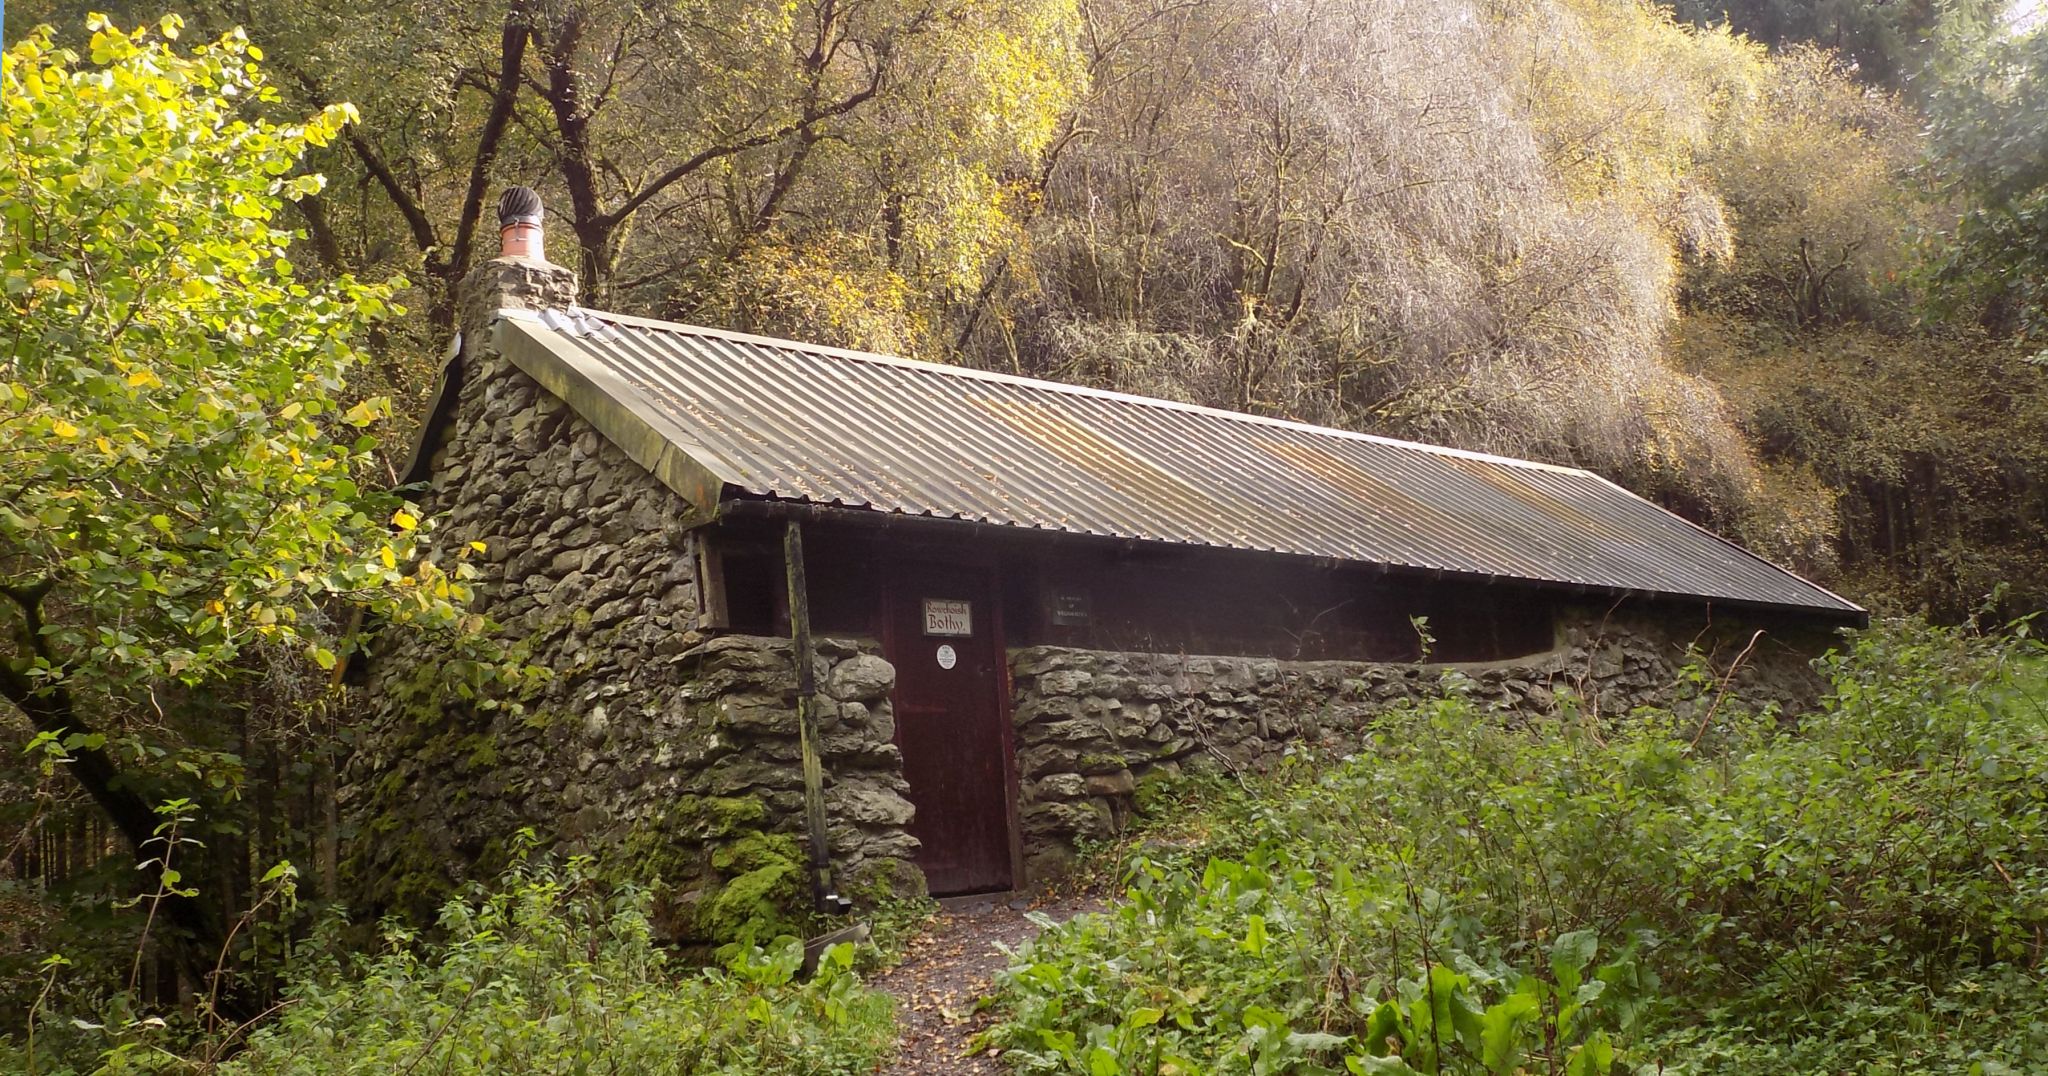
left=870, top=889, right=1106, bottom=1074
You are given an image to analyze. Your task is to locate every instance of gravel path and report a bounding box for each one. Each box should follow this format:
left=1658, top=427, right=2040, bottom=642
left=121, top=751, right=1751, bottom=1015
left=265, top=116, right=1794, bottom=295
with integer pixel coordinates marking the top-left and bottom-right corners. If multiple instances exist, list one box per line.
left=871, top=890, right=1106, bottom=1075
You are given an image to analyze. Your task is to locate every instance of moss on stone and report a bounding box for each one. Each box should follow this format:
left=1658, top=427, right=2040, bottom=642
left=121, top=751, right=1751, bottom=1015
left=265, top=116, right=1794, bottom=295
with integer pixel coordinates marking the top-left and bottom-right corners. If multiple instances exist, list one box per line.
left=618, top=795, right=764, bottom=886
left=698, top=831, right=806, bottom=946
left=842, top=856, right=928, bottom=906
left=1078, top=751, right=1130, bottom=775
left=609, top=796, right=816, bottom=946
left=692, top=795, right=768, bottom=838
left=709, top=830, right=799, bottom=875
left=382, top=829, right=461, bottom=920
left=459, top=732, right=498, bottom=771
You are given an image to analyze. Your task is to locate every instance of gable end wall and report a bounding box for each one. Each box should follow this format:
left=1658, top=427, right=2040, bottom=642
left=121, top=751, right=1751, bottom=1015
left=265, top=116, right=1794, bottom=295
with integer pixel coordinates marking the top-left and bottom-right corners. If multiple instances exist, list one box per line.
left=346, top=317, right=922, bottom=939
left=351, top=258, right=1839, bottom=920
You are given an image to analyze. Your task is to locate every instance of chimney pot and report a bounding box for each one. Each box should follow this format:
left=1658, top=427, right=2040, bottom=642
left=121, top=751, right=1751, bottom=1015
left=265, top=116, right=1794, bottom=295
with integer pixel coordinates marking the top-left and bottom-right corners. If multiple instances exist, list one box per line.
left=497, top=186, right=546, bottom=260
left=458, top=188, right=577, bottom=331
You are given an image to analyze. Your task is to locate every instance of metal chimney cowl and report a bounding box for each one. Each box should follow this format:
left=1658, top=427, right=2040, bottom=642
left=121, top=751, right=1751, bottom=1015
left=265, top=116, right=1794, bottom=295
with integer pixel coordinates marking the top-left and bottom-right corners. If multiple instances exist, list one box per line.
left=497, top=185, right=548, bottom=261
left=456, top=187, right=577, bottom=333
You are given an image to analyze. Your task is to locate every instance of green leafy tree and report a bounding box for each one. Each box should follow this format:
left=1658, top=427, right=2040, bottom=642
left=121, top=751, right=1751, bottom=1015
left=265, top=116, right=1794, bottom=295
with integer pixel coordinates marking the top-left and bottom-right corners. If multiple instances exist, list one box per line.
left=1662, top=0, right=2002, bottom=89
left=186, top=0, right=1085, bottom=356
left=0, top=15, right=479, bottom=994
left=1922, top=24, right=2048, bottom=360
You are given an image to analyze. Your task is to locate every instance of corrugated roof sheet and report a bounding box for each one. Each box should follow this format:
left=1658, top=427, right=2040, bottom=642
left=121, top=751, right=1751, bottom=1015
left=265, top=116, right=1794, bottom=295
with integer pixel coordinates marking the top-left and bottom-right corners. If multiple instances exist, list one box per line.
left=494, top=307, right=1862, bottom=619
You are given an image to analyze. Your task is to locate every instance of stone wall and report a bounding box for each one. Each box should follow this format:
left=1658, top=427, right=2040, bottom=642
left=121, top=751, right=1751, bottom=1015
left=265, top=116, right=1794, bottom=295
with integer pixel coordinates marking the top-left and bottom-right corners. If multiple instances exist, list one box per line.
left=1008, top=606, right=1828, bottom=880
left=353, top=258, right=1844, bottom=912
left=645, top=635, right=921, bottom=938
left=346, top=257, right=919, bottom=940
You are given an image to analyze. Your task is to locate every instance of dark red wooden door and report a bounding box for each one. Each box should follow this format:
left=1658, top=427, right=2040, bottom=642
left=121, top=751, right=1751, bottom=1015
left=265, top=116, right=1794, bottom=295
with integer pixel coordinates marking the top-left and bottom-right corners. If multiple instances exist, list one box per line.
left=884, top=564, right=1014, bottom=895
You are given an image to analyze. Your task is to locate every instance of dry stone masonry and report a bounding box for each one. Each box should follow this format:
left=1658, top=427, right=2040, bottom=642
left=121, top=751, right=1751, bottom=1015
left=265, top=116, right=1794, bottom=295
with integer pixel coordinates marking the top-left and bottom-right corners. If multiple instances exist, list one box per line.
left=1006, top=608, right=1823, bottom=880
left=652, top=635, right=922, bottom=938
left=346, top=258, right=920, bottom=941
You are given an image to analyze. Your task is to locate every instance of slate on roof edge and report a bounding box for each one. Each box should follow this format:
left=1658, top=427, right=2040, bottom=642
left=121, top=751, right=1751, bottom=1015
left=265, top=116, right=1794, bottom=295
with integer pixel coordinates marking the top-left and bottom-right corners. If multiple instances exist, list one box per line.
left=493, top=315, right=732, bottom=515
left=718, top=493, right=1868, bottom=625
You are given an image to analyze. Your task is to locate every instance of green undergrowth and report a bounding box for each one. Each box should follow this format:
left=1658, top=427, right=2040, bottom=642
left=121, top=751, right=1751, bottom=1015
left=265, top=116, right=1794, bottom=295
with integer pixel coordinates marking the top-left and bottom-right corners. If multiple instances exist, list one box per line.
left=987, top=618, right=2048, bottom=1074
left=9, top=855, right=895, bottom=1075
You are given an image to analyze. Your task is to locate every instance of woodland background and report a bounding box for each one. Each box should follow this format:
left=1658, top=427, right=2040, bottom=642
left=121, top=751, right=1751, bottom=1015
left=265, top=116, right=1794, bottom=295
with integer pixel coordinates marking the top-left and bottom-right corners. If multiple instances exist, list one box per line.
left=15, top=0, right=2048, bottom=616
left=3, top=0, right=2048, bottom=1066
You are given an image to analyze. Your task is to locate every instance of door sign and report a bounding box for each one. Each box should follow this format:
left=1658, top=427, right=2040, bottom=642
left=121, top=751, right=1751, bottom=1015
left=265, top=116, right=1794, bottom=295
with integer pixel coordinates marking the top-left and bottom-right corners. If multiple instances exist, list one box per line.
left=936, top=644, right=958, bottom=670
left=922, top=598, right=973, bottom=636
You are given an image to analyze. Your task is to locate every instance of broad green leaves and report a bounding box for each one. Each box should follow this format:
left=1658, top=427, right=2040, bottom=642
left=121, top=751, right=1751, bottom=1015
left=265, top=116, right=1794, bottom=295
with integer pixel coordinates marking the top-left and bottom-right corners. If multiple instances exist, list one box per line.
left=997, top=834, right=1643, bottom=1075
left=0, top=17, right=470, bottom=697
left=211, top=860, right=894, bottom=1074
left=990, top=619, right=2048, bottom=1074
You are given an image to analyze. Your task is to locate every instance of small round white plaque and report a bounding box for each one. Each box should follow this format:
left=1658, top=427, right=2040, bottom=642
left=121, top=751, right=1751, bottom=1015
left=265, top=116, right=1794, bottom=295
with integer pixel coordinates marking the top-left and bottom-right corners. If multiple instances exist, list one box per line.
left=936, top=644, right=958, bottom=670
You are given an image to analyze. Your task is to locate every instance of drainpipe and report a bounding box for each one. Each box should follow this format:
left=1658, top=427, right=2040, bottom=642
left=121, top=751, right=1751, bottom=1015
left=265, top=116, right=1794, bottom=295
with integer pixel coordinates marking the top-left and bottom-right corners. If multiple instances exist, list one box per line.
left=783, top=519, right=853, bottom=915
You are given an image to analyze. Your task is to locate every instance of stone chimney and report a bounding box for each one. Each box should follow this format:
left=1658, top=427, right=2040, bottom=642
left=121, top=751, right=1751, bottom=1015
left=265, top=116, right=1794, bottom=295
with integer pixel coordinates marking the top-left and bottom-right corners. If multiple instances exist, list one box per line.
left=395, top=189, right=580, bottom=488
left=457, top=186, right=579, bottom=333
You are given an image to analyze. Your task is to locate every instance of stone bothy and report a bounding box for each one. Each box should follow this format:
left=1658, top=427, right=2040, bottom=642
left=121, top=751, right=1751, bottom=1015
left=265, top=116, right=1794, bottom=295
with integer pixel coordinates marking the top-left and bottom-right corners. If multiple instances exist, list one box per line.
left=347, top=190, right=1865, bottom=940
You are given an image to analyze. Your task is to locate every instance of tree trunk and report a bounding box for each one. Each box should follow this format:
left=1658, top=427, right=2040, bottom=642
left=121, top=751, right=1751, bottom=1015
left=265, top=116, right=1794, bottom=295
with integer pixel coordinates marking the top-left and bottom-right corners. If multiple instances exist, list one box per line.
left=0, top=585, right=245, bottom=1018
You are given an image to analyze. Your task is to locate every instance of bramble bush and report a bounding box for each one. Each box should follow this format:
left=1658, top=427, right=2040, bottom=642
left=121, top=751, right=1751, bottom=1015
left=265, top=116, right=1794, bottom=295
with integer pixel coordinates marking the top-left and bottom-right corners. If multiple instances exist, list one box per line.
left=990, top=618, right=2048, bottom=1073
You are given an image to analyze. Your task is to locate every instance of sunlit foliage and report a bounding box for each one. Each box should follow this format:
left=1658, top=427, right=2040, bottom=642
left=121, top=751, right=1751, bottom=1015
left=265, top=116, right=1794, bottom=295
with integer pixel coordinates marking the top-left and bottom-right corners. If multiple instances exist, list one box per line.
left=983, top=0, right=1773, bottom=515
left=195, top=0, right=1086, bottom=359
left=1, top=17, right=465, bottom=697
left=0, top=14, right=492, bottom=1010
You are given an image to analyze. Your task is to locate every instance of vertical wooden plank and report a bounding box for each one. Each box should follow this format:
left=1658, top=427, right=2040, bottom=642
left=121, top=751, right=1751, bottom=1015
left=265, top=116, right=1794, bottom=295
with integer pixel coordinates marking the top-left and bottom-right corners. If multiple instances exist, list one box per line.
left=695, top=533, right=731, bottom=630
left=784, top=520, right=850, bottom=914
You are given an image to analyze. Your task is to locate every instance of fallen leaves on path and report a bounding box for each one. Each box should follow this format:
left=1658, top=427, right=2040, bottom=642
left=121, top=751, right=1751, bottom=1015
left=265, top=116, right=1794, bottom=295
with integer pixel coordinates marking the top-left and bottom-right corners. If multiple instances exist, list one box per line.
left=871, top=890, right=1105, bottom=1075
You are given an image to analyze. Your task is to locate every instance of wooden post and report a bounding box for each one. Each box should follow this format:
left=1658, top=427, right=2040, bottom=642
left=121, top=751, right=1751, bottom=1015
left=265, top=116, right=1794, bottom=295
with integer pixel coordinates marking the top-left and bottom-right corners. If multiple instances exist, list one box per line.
left=784, top=520, right=851, bottom=914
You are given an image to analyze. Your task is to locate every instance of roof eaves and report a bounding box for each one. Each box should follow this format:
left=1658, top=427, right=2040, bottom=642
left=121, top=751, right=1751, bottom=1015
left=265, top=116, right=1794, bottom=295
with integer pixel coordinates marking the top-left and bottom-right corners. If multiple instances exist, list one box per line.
left=494, top=311, right=733, bottom=521
left=395, top=341, right=464, bottom=488
left=1581, top=471, right=1865, bottom=617
left=719, top=494, right=1871, bottom=624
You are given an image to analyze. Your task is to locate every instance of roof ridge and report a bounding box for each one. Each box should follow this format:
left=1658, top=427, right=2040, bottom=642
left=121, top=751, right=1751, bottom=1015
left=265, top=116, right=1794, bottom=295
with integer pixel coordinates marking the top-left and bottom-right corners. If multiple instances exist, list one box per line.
left=573, top=307, right=1596, bottom=478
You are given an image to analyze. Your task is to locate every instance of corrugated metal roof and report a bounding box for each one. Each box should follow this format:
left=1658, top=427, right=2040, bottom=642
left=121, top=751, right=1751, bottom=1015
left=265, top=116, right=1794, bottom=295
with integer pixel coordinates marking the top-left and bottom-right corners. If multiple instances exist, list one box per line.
left=493, top=307, right=1863, bottom=619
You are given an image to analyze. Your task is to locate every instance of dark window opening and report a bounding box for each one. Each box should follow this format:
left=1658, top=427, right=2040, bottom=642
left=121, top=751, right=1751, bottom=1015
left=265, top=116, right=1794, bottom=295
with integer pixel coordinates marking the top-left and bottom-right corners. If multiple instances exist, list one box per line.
left=802, top=541, right=884, bottom=636
left=1418, top=598, right=1555, bottom=663
left=719, top=548, right=783, bottom=635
